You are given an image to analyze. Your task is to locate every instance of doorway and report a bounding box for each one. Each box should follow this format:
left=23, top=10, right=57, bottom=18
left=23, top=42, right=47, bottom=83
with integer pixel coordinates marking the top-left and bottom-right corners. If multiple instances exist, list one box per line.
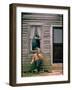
left=53, top=26, right=63, bottom=63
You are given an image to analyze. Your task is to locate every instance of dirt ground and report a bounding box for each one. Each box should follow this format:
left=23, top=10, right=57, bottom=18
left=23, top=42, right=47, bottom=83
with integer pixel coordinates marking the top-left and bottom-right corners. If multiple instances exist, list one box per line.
left=22, top=70, right=63, bottom=77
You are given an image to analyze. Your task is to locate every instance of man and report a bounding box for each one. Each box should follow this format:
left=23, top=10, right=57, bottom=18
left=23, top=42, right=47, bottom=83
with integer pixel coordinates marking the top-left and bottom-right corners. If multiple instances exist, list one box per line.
left=30, top=48, right=44, bottom=73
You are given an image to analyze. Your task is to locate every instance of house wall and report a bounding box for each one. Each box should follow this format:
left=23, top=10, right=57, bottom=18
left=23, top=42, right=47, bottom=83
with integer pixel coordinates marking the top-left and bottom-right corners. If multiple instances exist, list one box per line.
left=21, top=13, right=63, bottom=73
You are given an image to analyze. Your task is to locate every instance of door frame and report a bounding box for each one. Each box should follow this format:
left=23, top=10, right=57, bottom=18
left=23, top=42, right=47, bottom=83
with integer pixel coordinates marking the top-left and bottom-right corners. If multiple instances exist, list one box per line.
left=51, top=25, right=63, bottom=65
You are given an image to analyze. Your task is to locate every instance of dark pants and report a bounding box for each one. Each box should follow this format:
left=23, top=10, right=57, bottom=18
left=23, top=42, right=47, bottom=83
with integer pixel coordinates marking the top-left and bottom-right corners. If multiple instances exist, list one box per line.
left=31, top=60, right=43, bottom=72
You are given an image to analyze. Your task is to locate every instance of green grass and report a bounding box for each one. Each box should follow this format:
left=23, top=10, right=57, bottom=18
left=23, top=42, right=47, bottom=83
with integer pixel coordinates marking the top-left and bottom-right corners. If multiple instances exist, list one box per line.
left=22, top=72, right=41, bottom=77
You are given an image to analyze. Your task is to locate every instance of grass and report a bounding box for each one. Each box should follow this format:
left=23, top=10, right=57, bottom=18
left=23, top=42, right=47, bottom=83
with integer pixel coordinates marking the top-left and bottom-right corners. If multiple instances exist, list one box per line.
left=22, top=71, right=42, bottom=77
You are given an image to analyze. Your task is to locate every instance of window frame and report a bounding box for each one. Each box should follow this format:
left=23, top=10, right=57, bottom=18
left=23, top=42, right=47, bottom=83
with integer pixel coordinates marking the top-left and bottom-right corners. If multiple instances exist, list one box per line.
left=28, top=23, right=43, bottom=53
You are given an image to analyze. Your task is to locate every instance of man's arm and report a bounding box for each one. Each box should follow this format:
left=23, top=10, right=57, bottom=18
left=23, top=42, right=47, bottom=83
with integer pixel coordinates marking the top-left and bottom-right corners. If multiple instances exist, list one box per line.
left=30, top=55, right=35, bottom=64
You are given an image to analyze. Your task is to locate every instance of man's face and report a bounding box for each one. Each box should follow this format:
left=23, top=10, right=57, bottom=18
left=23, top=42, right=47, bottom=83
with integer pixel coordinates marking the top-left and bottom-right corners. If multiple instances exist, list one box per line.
left=36, top=49, right=40, bottom=54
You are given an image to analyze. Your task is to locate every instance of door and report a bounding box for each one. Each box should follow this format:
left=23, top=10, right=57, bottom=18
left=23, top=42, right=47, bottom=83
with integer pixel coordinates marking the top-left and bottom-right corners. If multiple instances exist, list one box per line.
left=53, top=27, right=63, bottom=63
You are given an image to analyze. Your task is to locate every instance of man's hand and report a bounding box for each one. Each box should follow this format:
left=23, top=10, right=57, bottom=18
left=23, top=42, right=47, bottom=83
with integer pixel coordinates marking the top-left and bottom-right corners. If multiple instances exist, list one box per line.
left=30, top=62, right=33, bottom=64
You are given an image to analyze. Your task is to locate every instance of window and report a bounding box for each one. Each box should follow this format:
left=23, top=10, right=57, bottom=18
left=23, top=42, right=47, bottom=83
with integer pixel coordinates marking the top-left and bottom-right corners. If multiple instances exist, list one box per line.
left=30, top=25, right=41, bottom=52
left=32, top=26, right=40, bottom=50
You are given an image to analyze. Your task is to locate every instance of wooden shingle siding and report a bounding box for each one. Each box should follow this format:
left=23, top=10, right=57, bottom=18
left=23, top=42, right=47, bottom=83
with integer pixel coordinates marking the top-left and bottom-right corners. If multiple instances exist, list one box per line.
left=21, top=24, right=29, bottom=54
left=22, top=14, right=62, bottom=21
left=21, top=23, right=30, bottom=73
left=42, top=26, right=51, bottom=53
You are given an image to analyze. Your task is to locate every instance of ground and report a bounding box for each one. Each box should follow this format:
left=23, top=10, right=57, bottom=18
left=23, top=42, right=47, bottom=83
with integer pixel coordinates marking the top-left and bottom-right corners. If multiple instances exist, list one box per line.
left=22, top=70, right=63, bottom=77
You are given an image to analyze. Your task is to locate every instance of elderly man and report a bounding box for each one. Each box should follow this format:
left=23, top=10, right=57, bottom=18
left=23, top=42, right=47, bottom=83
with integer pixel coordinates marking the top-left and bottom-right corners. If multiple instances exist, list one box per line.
left=30, top=48, right=44, bottom=73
